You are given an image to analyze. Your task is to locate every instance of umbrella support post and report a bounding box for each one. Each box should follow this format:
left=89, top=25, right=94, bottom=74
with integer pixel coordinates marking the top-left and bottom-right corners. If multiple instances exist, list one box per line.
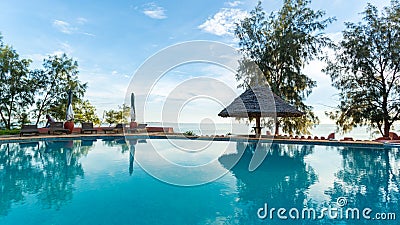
left=253, top=116, right=262, bottom=138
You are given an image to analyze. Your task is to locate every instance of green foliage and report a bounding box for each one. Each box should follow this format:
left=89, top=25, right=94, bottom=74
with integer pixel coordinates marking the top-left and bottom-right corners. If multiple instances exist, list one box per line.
left=0, top=33, right=103, bottom=128
left=0, top=44, right=34, bottom=129
left=324, top=0, right=400, bottom=137
left=74, top=100, right=101, bottom=125
left=103, top=104, right=130, bottom=125
left=235, top=0, right=334, bottom=135
left=0, top=129, right=20, bottom=135
left=184, top=130, right=196, bottom=136
left=16, top=112, right=31, bottom=126
left=33, top=53, right=87, bottom=123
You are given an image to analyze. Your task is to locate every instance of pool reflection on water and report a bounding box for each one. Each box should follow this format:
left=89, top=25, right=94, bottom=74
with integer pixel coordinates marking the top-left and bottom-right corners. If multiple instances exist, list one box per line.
left=0, top=137, right=399, bottom=224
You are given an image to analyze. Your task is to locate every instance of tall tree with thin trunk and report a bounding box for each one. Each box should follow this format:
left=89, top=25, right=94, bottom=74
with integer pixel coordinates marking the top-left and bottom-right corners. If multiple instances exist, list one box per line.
left=103, top=104, right=130, bottom=126
left=33, top=53, right=87, bottom=124
left=235, top=0, right=334, bottom=135
left=325, top=0, right=400, bottom=137
left=74, top=100, right=101, bottom=125
left=0, top=42, right=34, bottom=129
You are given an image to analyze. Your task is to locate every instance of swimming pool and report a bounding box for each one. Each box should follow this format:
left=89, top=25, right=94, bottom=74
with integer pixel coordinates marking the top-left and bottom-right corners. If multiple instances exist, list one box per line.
left=0, top=137, right=399, bottom=224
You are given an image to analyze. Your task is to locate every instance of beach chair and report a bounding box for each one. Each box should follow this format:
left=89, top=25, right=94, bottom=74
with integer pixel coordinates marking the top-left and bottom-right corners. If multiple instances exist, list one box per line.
left=341, top=137, right=354, bottom=141
left=48, top=122, right=70, bottom=135
left=20, top=125, right=39, bottom=137
left=327, top=133, right=335, bottom=140
left=81, top=122, right=98, bottom=134
left=103, top=123, right=124, bottom=134
left=129, top=123, right=147, bottom=133
left=389, top=132, right=399, bottom=140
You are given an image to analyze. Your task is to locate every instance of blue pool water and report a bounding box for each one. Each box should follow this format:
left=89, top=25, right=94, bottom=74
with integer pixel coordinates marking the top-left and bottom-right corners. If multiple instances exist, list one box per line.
left=0, top=137, right=399, bottom=224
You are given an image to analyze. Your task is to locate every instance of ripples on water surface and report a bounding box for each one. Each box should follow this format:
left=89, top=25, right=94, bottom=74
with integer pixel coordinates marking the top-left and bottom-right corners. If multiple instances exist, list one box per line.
left=0, top=137, right=399, bottom=224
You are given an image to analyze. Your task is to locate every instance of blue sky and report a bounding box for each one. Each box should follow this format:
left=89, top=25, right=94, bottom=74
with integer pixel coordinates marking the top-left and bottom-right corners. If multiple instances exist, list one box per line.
left=0, top=0, right=391, bottom=124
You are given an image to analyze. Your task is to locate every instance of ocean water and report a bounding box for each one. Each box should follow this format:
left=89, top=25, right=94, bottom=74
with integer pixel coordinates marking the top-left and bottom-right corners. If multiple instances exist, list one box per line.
left=146, top=122, right=400, bottom=140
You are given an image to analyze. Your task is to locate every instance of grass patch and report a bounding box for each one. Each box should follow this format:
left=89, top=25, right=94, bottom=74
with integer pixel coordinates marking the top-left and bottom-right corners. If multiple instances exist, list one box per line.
left=0, top=129, right=20, bottom=135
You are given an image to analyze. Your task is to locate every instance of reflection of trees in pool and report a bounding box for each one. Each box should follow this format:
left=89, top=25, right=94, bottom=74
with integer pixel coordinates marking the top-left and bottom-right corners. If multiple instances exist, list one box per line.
left=102, top=137, right=129, bottom=153
left=101, top=137, right=143, bottom=176
left=0, top=140, right=93, bottom=216
left=219, top=142, right=317, bottom=224
left=327, top=147, right=400, bottom=222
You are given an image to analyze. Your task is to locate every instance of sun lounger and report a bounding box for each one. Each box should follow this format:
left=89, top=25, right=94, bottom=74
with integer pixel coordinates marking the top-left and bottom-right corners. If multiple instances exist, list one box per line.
left=389, top=132, right=399, bottom=140
left=146, top=126, right=174, bottom=133
left=128, top=123, right=147, bottom=133
left=103, top=123, right=124, bottom=134
left=341, top=137, right=354, bottom=141
left=327, top=133, right=335, bottom=140
left=81, top=122, right=98, bottom=134
left=48, top=122, right=70, bottom=135
left=20, top=125, right=39, bottom=136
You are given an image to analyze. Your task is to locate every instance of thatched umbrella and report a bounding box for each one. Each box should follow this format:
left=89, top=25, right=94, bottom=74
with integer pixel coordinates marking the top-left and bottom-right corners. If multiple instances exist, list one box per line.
left=218, top=85, right=303, bottom=136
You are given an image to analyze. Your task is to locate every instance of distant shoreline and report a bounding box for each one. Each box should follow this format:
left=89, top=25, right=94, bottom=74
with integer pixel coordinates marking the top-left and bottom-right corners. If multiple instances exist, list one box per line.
left=141, top=122, right=400, bottom=140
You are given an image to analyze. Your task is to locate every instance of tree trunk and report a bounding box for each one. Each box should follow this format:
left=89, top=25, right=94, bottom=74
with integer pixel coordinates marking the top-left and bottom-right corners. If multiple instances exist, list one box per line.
left=0, top=110, right=7, bottom=129
left=36, top=97, right=50, bottom=125
left=7, top=98, right=13, bottom=130
left=35, top=112, right=42, bottom=126
left=274, top=117, right=279, bottom=135
left=384, top=119, right=390, bottom=137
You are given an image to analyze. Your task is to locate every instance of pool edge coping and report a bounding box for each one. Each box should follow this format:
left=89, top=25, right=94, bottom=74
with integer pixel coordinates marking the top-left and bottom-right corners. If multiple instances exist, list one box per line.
left=0, top=132, right=395, bottom=149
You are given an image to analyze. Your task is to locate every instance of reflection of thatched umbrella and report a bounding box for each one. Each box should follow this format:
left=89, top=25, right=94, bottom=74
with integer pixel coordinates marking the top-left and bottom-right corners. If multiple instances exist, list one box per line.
left=218, top=142, right=316, bottom=210
left=218, top=85, right=303, bottom=136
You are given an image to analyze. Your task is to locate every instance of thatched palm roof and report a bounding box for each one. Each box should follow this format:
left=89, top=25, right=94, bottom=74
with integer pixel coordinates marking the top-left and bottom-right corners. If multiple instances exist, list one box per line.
left=218, top=85, right=303, bottom=118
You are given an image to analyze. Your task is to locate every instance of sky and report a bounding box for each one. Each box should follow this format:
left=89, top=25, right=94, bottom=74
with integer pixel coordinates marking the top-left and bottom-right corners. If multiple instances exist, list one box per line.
left=0, top=0, right=392, bottom=124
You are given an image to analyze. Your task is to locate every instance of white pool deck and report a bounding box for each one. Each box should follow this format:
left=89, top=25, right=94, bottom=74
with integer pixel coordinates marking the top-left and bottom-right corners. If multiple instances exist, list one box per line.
left=0, top=131, right=395, bottom=149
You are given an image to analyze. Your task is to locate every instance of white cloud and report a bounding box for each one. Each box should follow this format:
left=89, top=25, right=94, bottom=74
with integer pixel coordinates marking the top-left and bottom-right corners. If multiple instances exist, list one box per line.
left=79, top=68, right=131, bottom=115
left=48, top=42, right=73, bottom=57
left=76, top=17, right=88, bottom=25
left=199, top=8, right=249, bottom=36
left=60, top=42, right=73, bottom=54
left=53, top=18, right=94, bottom=37
left=82, top=32, right=95, bottom=37
left=23, top=42, right=73, bottom=66
left=53, top=20, right=75, bottom=34
left=226, top=1, right=242, bottom=7
left=51, top=51, right=64, bottom=57
left=138, top=63, right=242, bottom=123
left=143, top=3, right=167, bottom=19
left=327, top=32, right=343, bottom=43
left=27, top=53, right=46, bottom=62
